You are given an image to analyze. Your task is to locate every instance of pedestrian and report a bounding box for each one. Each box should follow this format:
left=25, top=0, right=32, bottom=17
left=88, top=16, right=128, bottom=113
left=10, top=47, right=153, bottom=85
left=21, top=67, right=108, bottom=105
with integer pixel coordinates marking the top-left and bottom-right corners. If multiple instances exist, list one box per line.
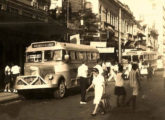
left=86, top=68, right=105, bottom=116
left=102, top=60, right=108, bottom=79
left=77, top=60, right=88, bottom=104
left=114, top=65, right=126, bottom=107
left=94, top=60, right=104, bottom=76
left=11, top=63, right=21, bottom=93
left=138, top=60, right=142, bottom=71
left=114, top=61, right=119, bottom=73
left=108, top=61, right=117, bottom=81
left=126, top=64, right=141, bottom=111
left=147, top=63, right=153, bottom=81
left=102, top=60, right=107, bottom=72
left=125, top=61, right=132, bottom=79
left=105, top=60, right=112, bottom=73
left=4, top=64, right=11, bottom=92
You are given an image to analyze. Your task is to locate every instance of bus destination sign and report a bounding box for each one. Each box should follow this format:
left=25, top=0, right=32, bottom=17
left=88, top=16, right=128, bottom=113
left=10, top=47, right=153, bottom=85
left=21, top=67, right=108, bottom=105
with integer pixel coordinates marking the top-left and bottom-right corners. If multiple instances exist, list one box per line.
left=32, top=42, right=55, bottom=48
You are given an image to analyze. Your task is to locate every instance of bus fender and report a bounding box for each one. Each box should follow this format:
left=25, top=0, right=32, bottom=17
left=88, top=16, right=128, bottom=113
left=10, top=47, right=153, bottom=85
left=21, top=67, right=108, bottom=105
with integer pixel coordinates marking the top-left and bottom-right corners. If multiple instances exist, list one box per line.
left=52, top=74, right=65, bottom=86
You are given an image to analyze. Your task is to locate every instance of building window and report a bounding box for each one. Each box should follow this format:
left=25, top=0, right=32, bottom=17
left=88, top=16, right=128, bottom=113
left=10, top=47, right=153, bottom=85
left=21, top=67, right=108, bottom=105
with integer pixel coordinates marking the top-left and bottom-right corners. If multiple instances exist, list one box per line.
left=116, top=16, right=119, bottom=30
left=99, top=5, right=102, bottom=21
left=101, top=7, right=106, bottom=22
left=111, top=14, right=114, bottom=26
left=107, top=11, right=110, bottom=24
left=114, top=16, right=117, bottom=30
left=113, top=15, right=115, bottom=27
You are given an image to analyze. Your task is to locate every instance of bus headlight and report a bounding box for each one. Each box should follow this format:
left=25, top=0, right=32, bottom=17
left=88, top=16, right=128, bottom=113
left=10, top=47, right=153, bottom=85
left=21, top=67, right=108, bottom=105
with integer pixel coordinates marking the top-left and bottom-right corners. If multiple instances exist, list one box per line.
left=48, top=75, right=54, bottom=80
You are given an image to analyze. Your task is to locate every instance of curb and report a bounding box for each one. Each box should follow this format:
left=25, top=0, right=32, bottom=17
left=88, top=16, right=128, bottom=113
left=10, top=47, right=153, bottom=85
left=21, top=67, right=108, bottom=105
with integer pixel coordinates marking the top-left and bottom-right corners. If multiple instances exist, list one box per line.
left=0, top=94, right=21, bottom=104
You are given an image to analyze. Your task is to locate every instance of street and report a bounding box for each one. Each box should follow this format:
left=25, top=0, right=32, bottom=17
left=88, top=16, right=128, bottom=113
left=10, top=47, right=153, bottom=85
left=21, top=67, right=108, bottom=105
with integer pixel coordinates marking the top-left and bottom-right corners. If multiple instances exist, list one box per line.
left=0, top=70, right=164, bottom=120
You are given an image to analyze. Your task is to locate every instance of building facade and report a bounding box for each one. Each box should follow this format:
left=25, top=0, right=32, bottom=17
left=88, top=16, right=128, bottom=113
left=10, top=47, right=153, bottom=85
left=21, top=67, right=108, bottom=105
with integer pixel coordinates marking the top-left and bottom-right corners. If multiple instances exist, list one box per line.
left=69, top=0, right=137, bottom=62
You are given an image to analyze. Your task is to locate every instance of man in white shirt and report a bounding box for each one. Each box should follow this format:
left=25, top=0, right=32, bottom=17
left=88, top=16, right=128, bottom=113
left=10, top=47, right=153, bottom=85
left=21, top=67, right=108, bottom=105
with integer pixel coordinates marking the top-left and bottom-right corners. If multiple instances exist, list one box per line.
left=108, top=62, right=117, bottom=81
left=77, top=61, right=88, bottom=104
left=11, top=64, right=21, bottom=93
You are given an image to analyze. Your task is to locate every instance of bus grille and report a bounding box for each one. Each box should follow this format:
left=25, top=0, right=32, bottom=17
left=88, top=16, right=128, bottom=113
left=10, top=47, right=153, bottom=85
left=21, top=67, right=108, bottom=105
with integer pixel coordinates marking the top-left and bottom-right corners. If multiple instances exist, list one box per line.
left=16, top=76, right=46, bottom=85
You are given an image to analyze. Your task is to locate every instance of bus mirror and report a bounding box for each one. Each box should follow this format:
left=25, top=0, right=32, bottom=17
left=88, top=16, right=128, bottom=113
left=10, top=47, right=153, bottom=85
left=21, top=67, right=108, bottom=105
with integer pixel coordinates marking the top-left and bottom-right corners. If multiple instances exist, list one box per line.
left=64, top=54, right=69, bottom=61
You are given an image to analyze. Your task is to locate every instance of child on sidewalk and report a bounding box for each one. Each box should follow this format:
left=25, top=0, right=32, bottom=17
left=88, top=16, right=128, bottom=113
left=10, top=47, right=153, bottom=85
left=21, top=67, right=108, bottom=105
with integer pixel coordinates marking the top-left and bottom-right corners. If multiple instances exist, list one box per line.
left=114, top=65, right=126, bottom=107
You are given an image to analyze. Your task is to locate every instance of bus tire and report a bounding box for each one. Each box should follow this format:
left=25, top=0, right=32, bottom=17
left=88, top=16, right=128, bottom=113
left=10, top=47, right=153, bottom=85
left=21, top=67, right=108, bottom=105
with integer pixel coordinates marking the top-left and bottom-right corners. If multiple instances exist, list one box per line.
left=53, top=81, right=66, bottom=99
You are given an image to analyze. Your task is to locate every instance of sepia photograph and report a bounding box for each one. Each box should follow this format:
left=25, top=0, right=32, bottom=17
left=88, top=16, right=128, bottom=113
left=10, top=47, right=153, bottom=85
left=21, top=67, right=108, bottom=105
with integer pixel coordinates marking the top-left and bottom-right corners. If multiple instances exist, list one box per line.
left=0, top=0, right=165, bottom=120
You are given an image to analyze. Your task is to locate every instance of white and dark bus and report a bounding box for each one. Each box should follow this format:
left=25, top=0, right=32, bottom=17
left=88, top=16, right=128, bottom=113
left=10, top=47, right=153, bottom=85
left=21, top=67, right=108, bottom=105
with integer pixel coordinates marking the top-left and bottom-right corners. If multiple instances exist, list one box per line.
left=15, top=41, right=99, bottom=98
left=122, top=50, right=157, bottom=76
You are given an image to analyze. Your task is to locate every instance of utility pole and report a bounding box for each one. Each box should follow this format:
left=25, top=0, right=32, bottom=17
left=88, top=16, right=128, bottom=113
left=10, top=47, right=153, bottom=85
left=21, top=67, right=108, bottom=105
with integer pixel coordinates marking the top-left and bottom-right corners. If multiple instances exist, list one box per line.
left=66, top=0, right=70, bottom=42
left=80, top=0, right=85, bottom=43
left=67, top=0, right=69, bottom=28
left=118, top=7, right=122, bottom=63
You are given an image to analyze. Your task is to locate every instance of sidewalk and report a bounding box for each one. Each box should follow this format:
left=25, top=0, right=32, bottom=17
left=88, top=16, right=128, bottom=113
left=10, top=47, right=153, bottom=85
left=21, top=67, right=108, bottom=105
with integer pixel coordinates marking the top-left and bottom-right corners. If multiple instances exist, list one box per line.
left=0, top=92, right=20, bottom=104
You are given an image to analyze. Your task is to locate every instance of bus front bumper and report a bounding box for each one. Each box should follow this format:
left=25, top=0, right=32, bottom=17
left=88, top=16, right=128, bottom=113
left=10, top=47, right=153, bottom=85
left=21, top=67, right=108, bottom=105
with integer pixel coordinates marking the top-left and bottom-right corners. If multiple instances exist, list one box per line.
left=15, top=84, right=58, bottom=90
left=15, top=75, right=58, bottom=90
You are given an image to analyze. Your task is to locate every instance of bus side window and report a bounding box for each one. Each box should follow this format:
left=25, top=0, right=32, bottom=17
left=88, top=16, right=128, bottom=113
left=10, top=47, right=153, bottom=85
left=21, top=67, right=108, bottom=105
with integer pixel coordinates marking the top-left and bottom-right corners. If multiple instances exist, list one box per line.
left=70, top=51, right=76, bottom=60
left=53, top=50, right=62, bottom=60
left=97, top=53, right=100, bottom=59
left=92, top=52, right=97, bottom=60
left=140, top=55, right=143, bottom=61
left=83, top=52, right=87, bottom=60
left=76, top=51, right=79, bottom=60
left=78, top=51, right=84, bottom=60
left=87, top=52, right=91, bottom=60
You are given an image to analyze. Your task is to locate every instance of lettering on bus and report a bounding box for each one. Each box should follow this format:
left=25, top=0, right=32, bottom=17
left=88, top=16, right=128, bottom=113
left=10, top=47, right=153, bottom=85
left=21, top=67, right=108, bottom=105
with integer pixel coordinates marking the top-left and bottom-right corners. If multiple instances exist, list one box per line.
left=32, top=42, right=55, bottom=48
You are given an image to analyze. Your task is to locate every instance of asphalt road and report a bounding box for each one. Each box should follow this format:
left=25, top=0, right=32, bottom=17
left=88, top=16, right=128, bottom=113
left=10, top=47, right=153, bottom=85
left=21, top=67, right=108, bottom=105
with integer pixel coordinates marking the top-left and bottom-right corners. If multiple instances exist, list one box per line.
left=0, top=70, right=165, bottom=120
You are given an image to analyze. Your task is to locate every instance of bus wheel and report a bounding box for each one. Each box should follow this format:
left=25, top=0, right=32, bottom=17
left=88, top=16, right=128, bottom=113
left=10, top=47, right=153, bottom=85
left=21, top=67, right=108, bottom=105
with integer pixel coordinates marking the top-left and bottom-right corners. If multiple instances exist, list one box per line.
left=53, top=81, right=66, bottom=99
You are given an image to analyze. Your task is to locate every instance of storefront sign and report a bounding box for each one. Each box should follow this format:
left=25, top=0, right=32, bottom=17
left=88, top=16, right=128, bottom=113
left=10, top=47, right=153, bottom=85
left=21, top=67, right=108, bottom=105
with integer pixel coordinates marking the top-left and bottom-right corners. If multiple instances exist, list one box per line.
left=90, top=42, right=106, bottom=48
left=97, top=47, right=114, bottom=53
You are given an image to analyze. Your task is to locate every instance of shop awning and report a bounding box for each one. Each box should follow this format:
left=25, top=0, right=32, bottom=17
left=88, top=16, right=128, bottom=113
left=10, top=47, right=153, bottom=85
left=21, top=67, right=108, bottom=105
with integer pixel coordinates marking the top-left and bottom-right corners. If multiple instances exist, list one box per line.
left=0, top=21, right=66, bottom=36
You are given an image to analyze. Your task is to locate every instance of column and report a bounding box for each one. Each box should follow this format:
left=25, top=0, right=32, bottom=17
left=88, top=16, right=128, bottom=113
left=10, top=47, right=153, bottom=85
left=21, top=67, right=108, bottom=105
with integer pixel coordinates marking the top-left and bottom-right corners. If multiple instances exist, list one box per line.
left=118, top=8, right=122, bottom=63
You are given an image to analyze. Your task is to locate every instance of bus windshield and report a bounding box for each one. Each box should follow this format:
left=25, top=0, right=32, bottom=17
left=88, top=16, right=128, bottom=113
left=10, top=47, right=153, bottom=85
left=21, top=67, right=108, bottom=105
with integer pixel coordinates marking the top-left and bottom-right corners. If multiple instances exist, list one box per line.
left=26, top=50, right=62, bottom=63
left=26, top=51, right=42, bottom=63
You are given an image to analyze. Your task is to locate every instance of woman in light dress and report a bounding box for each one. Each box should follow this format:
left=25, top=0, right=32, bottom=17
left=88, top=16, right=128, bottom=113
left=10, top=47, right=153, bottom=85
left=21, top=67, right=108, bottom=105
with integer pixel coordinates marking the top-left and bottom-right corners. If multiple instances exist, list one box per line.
left=86, top=68, right=105, bottom=116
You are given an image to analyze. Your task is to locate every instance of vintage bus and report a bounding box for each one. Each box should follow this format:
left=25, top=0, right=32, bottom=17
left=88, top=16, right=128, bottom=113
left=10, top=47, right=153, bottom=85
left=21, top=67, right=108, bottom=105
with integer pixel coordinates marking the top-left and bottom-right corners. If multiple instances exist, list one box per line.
left=15, top=41, right=99, bottom=98
left=122, top=50, right=157, bottom=77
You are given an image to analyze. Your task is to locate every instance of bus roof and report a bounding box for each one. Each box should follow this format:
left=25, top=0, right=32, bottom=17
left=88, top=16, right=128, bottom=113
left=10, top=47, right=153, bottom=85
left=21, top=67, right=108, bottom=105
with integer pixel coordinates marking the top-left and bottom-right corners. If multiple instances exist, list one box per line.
left=122, top=50, right=157, bottom=56
left=26, top=41, right=98, bottom=52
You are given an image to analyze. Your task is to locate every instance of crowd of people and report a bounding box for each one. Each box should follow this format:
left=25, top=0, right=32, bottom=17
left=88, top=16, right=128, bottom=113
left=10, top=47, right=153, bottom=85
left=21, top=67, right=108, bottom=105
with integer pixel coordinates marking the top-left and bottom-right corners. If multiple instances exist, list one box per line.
left=77, top=60, right=142, bottom=116
left=3, top=63, right=21, bottom=93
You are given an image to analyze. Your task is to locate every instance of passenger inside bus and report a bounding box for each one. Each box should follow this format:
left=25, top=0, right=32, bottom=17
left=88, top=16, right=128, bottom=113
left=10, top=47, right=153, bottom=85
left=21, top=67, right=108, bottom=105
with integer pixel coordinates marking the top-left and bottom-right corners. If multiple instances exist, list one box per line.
left=44, top=50, right=62, bottom=61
